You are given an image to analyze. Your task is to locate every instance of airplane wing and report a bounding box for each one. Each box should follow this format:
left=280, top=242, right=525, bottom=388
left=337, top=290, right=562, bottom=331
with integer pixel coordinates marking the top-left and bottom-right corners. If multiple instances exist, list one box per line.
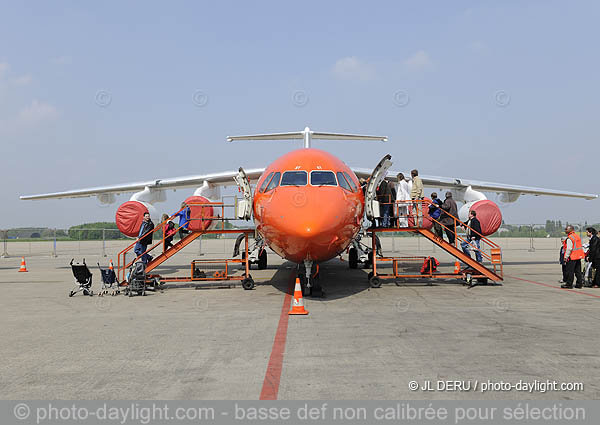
left=20, top=168, right=266, bottom=200
left=351, top=167, right=597, bottom=200
left=20, top=164, right=597, bottom=202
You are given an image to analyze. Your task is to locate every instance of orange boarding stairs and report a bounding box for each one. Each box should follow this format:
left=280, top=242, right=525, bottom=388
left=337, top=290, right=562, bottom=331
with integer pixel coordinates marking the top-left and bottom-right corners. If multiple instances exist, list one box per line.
left=116, top=202, right=224, bottom=283
left=390, top=199, right=503, bottom=282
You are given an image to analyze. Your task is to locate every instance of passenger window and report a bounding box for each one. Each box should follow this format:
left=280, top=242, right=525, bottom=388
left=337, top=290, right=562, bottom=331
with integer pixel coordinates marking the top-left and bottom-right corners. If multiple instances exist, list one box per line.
left=265, top=172, right=281, bottom=192
left=259, top=172, right=274, bottom=193
left=281, top=171, right=308, bottom=186
left=337, top=172, right=352, bottom=191
left=311, top=171, right=337, bottom=186
left=343, top=172, right=358, bottom=192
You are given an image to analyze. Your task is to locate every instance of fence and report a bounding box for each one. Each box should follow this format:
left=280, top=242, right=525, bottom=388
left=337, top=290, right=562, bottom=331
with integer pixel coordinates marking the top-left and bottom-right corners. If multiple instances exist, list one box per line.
left=0, top=227, right=254, bottom=259
left=0, top=223, right=592, bottom=259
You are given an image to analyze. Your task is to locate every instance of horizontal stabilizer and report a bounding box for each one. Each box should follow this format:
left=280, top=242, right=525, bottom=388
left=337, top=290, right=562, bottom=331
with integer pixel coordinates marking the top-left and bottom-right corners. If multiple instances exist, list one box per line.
left=227, top=127, right=387, bottom=148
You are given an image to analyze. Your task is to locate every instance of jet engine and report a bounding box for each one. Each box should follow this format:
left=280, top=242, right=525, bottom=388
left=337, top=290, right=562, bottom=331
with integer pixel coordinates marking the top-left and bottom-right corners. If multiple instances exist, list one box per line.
left=183, top=196, right=216, bottom=231
left=407, top=197, right=434, bottom=230
left=458, top=199, right=502, bottom=236
left=115, top=201, right=158, bottom=237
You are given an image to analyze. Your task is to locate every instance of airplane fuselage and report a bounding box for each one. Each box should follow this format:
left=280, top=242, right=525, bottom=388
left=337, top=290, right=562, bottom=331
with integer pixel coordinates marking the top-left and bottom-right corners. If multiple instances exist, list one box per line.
left=253, top=148, right=364, bottom=264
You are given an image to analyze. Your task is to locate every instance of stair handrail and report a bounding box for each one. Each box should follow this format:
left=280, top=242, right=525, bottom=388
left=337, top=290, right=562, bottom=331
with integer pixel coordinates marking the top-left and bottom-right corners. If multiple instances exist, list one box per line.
left=393, top=199, right=501, bottom=264
left=117, top=204, right=187, bottom=282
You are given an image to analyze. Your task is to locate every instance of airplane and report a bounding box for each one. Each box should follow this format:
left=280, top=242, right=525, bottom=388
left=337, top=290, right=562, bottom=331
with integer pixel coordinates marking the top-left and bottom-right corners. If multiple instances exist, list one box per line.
left=21, top=127, right=597, bottom=295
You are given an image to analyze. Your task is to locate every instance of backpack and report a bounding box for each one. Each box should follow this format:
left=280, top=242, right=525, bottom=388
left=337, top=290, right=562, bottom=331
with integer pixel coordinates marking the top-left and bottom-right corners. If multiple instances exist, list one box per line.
left=429, top=199, right=442, bottom=220
left=420, top=256, right=439, bottom=274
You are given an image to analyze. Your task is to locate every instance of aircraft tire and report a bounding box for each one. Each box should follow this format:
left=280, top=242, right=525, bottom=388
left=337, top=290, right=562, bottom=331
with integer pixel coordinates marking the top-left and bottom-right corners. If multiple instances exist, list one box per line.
left=257, top=250, right=267, bottom=270
left=348, top=248, right=358, bottom=269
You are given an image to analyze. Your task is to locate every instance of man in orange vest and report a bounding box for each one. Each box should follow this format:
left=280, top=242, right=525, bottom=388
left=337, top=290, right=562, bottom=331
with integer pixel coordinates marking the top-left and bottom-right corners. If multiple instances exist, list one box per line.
left=561, top=225, right=585, bottom=289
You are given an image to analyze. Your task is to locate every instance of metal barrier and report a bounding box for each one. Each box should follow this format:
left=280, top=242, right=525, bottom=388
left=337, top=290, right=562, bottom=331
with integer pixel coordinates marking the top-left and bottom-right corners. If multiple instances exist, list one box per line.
left=0, top=216, right=594, bottom=259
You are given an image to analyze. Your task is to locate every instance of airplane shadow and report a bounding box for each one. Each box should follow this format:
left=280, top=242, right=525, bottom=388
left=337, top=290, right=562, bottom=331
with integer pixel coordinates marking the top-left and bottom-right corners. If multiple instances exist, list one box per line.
left=266, top=258, right=478, bottom=300
left=268, top=260, right=372, bottom=301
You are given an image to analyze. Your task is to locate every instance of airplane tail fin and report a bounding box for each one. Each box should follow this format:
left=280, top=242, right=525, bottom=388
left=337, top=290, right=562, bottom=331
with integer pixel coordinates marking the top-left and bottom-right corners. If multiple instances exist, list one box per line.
left=227, top=127, right=387, bottom=148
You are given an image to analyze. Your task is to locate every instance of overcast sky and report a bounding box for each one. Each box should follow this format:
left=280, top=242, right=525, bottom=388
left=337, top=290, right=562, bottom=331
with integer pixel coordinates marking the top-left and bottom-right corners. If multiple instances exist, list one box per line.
left=1, top=1, right=599, bottom=228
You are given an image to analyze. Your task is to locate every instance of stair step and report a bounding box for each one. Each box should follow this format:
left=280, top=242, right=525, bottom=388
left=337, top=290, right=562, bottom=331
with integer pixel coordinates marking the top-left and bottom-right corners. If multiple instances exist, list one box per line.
left=417, top=228, right=502, bottom=282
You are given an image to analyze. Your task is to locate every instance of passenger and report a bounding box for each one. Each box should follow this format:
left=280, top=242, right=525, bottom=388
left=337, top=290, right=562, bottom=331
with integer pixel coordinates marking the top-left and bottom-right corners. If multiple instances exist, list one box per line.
left=175, top=202, right=191, bottom=239
left=558, top=237, right=567, bottom=283
left=562, top=225, right=585, bottom=289
left=359, top=177, right=373, bottom=228
left=428, top=192, right=444, bottom=238
left=396, top=173, right=410, bottom=227
left=410, top=169, right=424, bottom=226
left=460, top=210, right=483, bottom=262
left=585, top=227, right=600, bottom=287
left=134, top=212, right=154, bottom=264
left=385, top=178, right=396, bottom=227
left=440, top=191, right=458, bottom=245
left=377, top=179, right=395, bottom=228
left=162, top=213, right=177, bottom=252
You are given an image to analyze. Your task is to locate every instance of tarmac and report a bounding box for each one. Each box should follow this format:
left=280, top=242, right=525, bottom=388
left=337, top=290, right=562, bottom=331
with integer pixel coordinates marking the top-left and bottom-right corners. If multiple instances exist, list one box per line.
left=0, top=237, right=598, bottom=400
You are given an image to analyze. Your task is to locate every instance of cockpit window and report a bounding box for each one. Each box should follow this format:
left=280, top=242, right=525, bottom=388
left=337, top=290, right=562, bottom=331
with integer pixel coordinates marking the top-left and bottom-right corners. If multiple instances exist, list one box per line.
left=265, top=172, right=281, bottom=192
left=311, top=171, right=337, bottom=186
left=280, top=170, right=308, bottom=186
left=343, top=172, right=358, bottom=192
left=259, top=172, right=274, bottom=193
left=337, top=172, right=352, bottom=191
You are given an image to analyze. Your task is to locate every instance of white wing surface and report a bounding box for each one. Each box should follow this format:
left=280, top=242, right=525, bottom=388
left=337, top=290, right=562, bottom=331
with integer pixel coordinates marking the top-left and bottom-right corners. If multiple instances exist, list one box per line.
left=351, top=168, right=597, bottom=200
left=20, top=165, right=597, bottom=202
left=20, top=168, right=266, bottom=200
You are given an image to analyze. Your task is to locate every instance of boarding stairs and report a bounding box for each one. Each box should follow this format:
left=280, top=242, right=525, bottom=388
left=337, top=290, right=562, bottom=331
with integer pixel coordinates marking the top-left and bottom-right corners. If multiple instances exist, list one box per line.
left=416, top=227, right=503, bottom=281
left=368, top=199, right=503, bottom=284
left=116, top=203, right=226, bottom=284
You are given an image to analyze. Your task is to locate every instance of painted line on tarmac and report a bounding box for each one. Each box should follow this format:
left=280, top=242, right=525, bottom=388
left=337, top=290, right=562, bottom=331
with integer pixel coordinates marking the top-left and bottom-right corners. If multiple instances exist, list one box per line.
left=506, top=274, right=600, bottom=299
left=259, top=271, right=295, bottom=400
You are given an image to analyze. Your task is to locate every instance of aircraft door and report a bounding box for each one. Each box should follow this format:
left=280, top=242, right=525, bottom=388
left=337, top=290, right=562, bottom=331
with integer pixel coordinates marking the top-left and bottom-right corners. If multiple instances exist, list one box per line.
left=364, top=154, right=393, bottom=221
left=233, top=167, right=253, bottom=220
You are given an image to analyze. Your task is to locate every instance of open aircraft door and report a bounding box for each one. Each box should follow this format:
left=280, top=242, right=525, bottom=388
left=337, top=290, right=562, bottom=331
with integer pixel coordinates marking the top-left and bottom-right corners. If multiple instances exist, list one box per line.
left=233, top=167, right=253, bottom=220
left=364, top=154, right=393, bottom=221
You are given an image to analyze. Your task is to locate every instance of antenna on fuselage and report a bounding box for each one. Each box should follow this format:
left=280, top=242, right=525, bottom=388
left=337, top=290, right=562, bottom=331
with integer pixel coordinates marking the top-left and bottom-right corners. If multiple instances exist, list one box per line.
left=226, top=127, right=388, bottom=149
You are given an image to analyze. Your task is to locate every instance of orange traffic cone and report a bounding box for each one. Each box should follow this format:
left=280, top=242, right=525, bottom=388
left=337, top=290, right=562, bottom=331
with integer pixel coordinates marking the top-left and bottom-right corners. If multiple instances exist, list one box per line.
left=289, top=278, right=309, bottom=315
left=109, top=260, right=114, bottom=271
left=18, top=257, right=28, bottom=272
left=454, top=260, right=460, bottom=274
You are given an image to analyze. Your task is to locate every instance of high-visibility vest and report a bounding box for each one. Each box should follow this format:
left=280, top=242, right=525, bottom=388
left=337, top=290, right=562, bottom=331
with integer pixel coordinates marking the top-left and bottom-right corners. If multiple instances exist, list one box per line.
left=567, top=232, right=585, bottom=260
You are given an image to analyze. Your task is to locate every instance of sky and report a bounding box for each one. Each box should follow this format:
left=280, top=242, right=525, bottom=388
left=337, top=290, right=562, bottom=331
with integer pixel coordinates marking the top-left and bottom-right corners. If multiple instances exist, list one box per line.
left=1, top=0, right=599, bottom=228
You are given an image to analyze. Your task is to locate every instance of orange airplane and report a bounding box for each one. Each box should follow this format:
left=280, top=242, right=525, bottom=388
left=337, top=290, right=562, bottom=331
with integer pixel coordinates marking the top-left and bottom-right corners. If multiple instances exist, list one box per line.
left=21, top=127, right=597, bottom=296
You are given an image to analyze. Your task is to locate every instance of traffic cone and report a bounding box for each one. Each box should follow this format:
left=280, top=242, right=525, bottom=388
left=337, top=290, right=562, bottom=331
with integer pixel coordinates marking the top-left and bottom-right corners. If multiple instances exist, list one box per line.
left=18, top=257, right=28, bottom=272
left=454, top=260, right=460, bottom=274
left=289, top=278, right=309, bottom=315
left=109, top=260, right=114, bottom=271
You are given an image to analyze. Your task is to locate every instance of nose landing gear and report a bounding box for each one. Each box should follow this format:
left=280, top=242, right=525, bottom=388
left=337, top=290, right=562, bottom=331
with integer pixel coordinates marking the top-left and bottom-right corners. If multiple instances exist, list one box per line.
left=298, top=260, right=323, bottom=298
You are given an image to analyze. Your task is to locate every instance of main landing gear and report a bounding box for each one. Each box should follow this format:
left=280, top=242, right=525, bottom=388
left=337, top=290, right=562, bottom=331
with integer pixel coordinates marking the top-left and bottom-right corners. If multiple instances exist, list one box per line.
left=235, top=235, right=268, bottom=270
left=348, top=231, right=381, bottom=269
left=298, top=260, right=323, bottom=298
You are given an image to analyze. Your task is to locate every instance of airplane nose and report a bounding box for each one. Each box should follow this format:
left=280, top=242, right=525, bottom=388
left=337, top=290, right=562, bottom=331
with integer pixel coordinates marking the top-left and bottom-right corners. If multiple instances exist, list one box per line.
left=290, top=198, right=341, bottom=238
left=261, top=187, right=358, bottom=262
